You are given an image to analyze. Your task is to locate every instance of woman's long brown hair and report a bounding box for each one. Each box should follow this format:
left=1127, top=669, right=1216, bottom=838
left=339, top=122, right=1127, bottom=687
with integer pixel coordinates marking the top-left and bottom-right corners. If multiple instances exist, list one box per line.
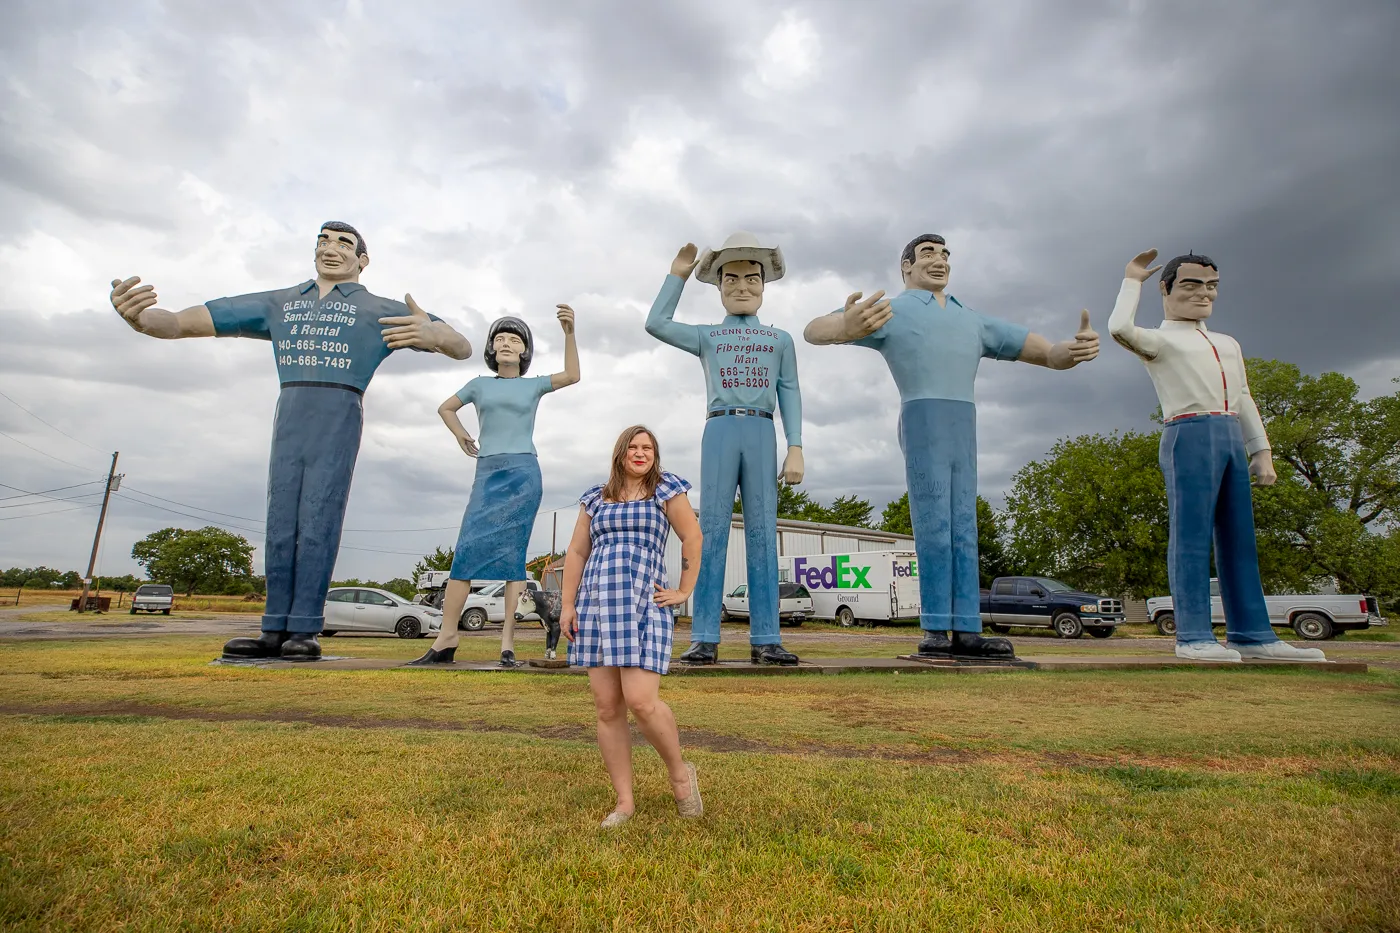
left=602, top=425, right=662, bottom=502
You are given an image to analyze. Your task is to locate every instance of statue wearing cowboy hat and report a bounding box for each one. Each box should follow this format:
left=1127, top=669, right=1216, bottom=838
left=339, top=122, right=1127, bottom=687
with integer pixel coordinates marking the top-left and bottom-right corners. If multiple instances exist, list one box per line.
left=645, top=233, right=803, bottom=665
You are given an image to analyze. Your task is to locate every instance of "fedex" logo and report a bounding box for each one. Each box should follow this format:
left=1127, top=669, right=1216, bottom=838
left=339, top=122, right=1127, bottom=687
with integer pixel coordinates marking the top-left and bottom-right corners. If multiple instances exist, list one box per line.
left=793, top=555, right=872, bottom=590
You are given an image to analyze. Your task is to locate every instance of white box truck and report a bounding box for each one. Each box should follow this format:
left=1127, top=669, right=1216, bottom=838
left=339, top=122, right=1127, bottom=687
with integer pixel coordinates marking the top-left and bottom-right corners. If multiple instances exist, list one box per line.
left=777, top=550, right=920, bottom=627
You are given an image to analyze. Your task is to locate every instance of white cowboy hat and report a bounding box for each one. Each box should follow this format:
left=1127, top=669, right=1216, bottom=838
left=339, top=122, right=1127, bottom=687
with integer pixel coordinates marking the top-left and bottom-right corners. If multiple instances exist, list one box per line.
left=695, top=231, right=786, bottom=285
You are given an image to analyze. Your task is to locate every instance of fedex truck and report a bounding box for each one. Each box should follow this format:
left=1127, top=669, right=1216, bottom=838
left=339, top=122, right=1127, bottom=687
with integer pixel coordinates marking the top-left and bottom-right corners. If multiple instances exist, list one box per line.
left=777, top=550, right=920, bottom=627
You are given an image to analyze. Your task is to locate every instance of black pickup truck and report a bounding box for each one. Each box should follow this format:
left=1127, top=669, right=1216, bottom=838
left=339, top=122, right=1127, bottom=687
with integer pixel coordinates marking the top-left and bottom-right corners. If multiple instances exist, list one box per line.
left=980, top=576, right=1126, bottom=638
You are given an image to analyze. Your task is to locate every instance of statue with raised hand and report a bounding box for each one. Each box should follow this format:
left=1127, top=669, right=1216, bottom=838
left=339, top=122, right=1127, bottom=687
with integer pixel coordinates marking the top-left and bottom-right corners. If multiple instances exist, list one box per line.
left=645, top=233, right=804, bottom=666
left=804, top=233, right=1098, bottom=661
left=111, top=222, right=471, bottom=660
left=1108, top=248, right=1323, bottom=662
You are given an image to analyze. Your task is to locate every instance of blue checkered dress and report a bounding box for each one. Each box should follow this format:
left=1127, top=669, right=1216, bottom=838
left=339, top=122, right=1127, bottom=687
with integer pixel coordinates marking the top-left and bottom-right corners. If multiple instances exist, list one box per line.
left=569, top=471, right=691, bottom=674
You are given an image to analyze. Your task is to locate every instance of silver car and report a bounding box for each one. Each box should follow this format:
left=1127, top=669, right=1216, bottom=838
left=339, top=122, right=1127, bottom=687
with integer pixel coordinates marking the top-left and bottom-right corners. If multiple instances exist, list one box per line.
left=321, top=587, right=443, bottom=639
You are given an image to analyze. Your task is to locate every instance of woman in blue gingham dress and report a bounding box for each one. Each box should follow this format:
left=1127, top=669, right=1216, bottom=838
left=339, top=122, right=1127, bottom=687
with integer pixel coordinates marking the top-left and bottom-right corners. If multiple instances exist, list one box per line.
left=561, top=425, right=704, bottom=827
left=571, top=469, right=690, bottom=672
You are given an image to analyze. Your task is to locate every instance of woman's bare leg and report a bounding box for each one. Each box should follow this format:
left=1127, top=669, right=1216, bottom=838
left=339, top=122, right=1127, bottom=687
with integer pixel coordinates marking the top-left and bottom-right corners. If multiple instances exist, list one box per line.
left=619, top=668, right=690, bottom=800
left=428, top=579, right=471, bottom=651
left=588, top=667, right=633, bottom=813
left=501, top=580, right=525, bottom=657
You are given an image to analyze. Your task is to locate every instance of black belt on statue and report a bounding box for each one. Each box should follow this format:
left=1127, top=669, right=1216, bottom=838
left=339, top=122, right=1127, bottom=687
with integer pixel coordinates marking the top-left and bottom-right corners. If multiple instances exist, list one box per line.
left=281, top=381, right=364, bottom=396
left=707, top=408, right=773, bottom=420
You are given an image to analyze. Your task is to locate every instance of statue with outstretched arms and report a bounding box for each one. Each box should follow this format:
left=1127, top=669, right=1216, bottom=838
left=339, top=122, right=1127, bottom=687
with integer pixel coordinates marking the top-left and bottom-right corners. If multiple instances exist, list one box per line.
left=804, top=233, right=1099, bottom=660
left=111, top=222, right=471, bottom=660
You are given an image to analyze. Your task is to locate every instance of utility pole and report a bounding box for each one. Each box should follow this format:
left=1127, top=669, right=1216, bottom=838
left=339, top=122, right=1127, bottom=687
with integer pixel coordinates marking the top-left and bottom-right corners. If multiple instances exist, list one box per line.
left=77, top=451, right=121, bottom=613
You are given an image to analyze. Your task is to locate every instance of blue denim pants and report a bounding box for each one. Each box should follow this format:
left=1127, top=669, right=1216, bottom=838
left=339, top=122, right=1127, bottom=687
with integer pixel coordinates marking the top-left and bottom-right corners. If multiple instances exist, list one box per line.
left=690, top=413, right=781, bottom=645
left=1160, top=414, right=1277, bottom=646
left=261, top=385, right=363, bottom=634
left=900, top=398, right=982, bottom=633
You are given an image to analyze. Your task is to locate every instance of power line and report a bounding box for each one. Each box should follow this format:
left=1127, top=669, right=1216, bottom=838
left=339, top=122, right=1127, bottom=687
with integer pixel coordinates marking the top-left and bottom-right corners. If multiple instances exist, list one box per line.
left=0, top=503, right=102, bottom=522
left=120, top=485, right=266, bottom=525
left=0, top=481, right=105, bottom=502
left=0, top=430, right=107, bottom=476
left=0, top=388, right=108, bottom=454
left=110, top=493, right=264, bottom=535
left=0, top=491, right=105, bottom=509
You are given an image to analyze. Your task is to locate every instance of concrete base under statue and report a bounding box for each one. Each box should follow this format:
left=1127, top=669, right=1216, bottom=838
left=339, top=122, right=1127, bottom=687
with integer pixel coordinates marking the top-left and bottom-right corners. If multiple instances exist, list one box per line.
left=208, top=655, right=1364, bottom=674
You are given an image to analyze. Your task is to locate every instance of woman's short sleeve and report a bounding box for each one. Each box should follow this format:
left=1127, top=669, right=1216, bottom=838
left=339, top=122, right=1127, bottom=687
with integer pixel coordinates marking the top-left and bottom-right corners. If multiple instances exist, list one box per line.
left=580, top=484, right=606, bottom=516
left=454, top=378, right=479, bottom=406
left=653, top=471, right=692, bottom=504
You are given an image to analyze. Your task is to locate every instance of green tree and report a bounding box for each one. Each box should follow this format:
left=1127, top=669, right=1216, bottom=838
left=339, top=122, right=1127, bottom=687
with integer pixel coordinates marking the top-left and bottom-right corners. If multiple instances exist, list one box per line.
left=822, top=494, right=875, bottom=529
left=880, top=493, right=912, bottom=535
left=1003, top=431, right=1169, bottom=599
left=881, top=492, right=1013, bottom=586
left=411, top=546, right=454, bottom=583
left=381, top=578, right=416, bottom=600
left=1249, top=361, right=1400, bottom=599
left=734, top=483, right=824, bottom=521
left=131, top=526, right=255, bottom=596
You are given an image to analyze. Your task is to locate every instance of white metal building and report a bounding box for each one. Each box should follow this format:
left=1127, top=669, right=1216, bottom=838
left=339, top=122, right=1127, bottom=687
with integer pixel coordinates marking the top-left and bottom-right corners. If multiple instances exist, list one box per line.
left=541, top=514, right=915, bottom=616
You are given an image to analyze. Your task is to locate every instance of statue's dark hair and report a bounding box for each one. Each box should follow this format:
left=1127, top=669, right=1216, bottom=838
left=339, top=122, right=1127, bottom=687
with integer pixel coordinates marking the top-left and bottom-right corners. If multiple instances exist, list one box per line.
left=320, top=221, right=367, bottom=258
left=1161, top=252, right=1218, bottom=294
left=719, top=258, right=765, bottom=282
left=900, top=234, right=948, bottom=270
left=485, top=316, right=534, bottom=374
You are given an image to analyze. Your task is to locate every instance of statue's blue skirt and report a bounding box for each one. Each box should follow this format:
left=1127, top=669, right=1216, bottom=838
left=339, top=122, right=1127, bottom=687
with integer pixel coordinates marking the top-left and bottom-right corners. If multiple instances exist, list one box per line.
left=450, top=453, right=542, bottom=582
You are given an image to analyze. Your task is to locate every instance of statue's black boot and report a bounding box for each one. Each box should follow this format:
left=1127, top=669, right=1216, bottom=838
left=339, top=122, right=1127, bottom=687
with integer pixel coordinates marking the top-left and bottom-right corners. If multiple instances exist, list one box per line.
left=500, top=649, right=519, bottom=668
left=280, top=633, right=322, bottom=659
left=751, top=643, right=799, bottom=666
left=678, top=642, right=719, bottom=665
left=949, top=630, right=1015, bottom=660
left=915, top=631, right=953, bottom=657
left=222, top=630, right=289, bottom=659
left=407, top=645, right=457, bottom=666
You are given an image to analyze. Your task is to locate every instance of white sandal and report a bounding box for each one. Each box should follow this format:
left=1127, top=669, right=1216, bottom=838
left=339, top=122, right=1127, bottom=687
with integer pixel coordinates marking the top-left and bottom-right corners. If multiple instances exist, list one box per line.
left=675, top=762, right=703, bottom=818
left=600, top=809, right=633, bottom=829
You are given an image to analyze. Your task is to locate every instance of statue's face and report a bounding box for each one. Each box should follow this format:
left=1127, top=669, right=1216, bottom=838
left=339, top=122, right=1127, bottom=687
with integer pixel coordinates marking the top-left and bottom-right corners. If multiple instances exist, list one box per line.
left=493, top=331, right=526, bottom=367
left=1161, top=263, right=1219, bottom=322
left=902, top=240, right=950, bottom=292
left=315, top=228, right=368, bottom=280
left=719, top=260, right=764, bottom=316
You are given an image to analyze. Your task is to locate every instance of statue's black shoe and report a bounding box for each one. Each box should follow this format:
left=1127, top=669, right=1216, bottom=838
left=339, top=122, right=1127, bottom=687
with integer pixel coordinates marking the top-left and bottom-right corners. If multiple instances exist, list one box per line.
left=678, top=642, right=719, bottom=664
left=500, top=649, right=519, bottom=668
left=915, top=632, right=953, bottom=657
left=222, top=630, right=289, bottom=659
left=280, top=633, right=322, bottom=659
left=751, top=643, right=799, bottom=666
left=407, top=645, right=457, bottom=666
left=950, top=630, right=1015, bottom=659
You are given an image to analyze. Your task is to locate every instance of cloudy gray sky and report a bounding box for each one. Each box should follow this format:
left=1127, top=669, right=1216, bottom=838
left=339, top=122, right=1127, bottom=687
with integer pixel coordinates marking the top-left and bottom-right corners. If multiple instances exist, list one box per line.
left=2, top=0, right=1396, bottom=582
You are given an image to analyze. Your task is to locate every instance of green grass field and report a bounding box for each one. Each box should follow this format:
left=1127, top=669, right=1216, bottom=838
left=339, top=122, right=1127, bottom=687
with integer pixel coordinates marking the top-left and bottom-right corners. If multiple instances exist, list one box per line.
left=1, top=634, right=1397, bottom=932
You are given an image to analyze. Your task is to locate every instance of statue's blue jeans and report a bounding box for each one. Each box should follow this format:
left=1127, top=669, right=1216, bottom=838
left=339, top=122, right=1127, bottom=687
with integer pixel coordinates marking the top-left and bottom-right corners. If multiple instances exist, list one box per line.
left=260, top=385, right=363, bottom=634
left=690, top=413, right=781, bottom=646
left=1160, top=414, right=1277, bottom=646
left=900, top=398, right=983, bottom=634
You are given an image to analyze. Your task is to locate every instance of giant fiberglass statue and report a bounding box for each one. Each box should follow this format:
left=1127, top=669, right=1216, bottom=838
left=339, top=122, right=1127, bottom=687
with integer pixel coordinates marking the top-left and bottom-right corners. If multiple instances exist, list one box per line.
left=645, top=233, right=804, bottom=666
left=110, top=222, right=472, bottom=659
left=804, top=233, right=1100, bottom=660
left=410, top=305, right=581, bottom=668
left=1107, top=248, right=1324, bottom=662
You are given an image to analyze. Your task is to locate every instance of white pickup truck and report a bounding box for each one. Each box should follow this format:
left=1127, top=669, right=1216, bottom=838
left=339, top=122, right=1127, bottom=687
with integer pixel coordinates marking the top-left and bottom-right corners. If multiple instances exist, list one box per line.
left=130, top=584, right=174, bottom=615
left=414, top=572, right=543, bottom=631
left=1147, top=580, right=1385, bottom=640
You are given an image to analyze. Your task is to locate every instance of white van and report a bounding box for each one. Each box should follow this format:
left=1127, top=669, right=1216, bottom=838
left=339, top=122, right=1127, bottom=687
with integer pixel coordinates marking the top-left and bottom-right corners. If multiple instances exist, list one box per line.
left=777, top=550, right=920, bottom=627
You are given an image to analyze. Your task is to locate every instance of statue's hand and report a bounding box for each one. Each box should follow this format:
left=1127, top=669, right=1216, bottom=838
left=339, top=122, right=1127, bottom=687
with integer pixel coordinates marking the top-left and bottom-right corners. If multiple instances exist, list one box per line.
left=110, top=276, right=160, bottom=334
left=1067, top=309, right=1100, bottom=364
left=1125, top=248, right=1164, bottom=283
left=1249, top=451, right=1277, bottom=486
left=671, top=243, right=700, bottom=279
left=457, top=434, right=479, bottom=458
left=779, top=446, right=804, bottom=485
left=842, top=290, right=892, bottom=340
left=380, top=294, right=437, bottom=350
left=556, top=303, right=575, bottom=335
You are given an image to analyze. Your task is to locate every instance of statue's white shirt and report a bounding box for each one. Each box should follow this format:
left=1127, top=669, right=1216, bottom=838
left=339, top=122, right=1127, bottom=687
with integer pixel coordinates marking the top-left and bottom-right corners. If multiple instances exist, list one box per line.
left=1107, top=278, right=1270, bottom=456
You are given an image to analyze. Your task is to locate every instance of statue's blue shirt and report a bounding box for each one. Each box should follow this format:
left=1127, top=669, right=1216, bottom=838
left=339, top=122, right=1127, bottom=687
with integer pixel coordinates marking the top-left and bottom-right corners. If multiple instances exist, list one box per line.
left=454, top=375, right=556, bottom=458
left=645, top=274, right=803, bottom=447
left=206, top=280, right=440, bottom=393
left=837, top=290, right=1029, bottom=403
